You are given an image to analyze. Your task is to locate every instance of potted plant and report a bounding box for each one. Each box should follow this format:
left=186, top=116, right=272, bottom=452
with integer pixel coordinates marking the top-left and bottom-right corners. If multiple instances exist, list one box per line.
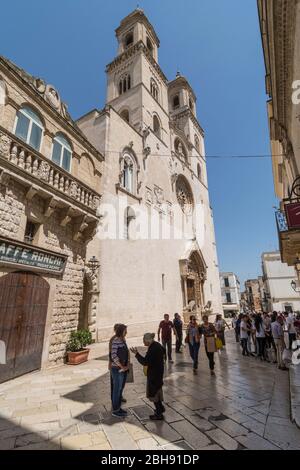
left=66, top=329, right=92, bottom=365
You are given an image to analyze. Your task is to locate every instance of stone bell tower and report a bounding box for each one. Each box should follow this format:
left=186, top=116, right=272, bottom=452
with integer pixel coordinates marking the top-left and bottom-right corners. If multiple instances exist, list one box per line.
left=105, top=9, right=169, bottom=137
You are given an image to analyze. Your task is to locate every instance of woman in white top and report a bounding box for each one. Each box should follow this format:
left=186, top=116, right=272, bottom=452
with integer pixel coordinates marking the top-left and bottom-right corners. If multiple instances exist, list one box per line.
left=215, top=314, right=230, bottom=346
left=255, top=314, right=267, bottom=361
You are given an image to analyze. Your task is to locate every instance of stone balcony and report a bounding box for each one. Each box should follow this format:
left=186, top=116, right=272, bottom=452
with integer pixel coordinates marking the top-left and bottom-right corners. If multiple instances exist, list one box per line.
left=0, top=126, right=101, bottom=241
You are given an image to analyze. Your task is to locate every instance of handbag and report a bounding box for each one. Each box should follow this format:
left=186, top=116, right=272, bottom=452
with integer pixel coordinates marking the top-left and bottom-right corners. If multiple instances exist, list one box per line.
left=143, top=365, right=148, bottom=376
left=125, top=363, right=134, bottom=383
left=215, top=338, right=223, bottom=350
left=206, top=336, right=217, bottom=353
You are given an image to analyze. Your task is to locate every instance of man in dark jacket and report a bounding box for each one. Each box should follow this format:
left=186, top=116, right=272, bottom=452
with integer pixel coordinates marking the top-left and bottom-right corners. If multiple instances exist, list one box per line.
left=131, top=333, right=165, bottom=420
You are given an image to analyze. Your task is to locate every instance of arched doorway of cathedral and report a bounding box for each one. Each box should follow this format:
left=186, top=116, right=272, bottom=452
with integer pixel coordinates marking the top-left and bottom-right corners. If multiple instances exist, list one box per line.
left=180, top=250, right=207, bottom=323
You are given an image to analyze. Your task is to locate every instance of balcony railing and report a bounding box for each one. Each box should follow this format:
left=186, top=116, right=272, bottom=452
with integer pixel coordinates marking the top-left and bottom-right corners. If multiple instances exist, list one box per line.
left=0, top=126, right=100, bottom=215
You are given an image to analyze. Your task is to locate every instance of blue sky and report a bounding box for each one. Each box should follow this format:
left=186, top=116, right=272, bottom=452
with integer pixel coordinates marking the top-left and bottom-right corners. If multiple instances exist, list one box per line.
left=0, top=0, right=278, bottom=286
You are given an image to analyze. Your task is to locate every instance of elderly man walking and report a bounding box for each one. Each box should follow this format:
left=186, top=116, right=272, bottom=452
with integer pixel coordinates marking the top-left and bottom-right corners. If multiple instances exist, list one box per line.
left=131, top=333, right=165, bottom=420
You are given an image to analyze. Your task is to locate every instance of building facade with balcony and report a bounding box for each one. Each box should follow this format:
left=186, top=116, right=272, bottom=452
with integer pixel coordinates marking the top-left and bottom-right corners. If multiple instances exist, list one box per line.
left=77, top=9, right=222, bottom=336
left=219, top=272, right=241, bottom=317
left=261, top=251, right=300, bottom=313
left=258, top=0, right=300, bottom=279
left=0, top=56, right=103, bottom=383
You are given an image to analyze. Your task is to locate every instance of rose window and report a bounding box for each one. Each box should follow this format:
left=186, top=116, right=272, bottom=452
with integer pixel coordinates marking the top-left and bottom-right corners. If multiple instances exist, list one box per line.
left=176, top=176, right=194, bottom=214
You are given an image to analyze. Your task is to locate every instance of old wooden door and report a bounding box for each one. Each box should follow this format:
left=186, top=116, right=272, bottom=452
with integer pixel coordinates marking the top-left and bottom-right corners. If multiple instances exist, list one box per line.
left=0, top=272, right=49, bottom=384
left=187, top=279, right=195, bottom=304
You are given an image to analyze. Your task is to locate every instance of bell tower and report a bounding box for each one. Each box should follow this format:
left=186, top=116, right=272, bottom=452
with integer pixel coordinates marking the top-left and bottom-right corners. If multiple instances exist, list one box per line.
left=105, top=9, right=169, bottom=136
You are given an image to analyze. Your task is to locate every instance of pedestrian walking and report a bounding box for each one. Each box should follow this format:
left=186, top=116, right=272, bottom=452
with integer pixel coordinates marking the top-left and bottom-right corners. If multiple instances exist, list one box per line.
left=240, top=314, right=250, bottom=356
left=231, top=313, right=240, bottom=343
left=271, top=316, right=288, bottom=371
left=173, top=313, right=183, bottom=353
left=110, top=324, right=129, bottom=417
left=249, top=313, right=257, bottom=355
left=158, top=314, right=177, bottom=363
left=215, top=314, right=230, bottom=346
left=264, top=312, right=277, bottom=362
left=287, top=312, right=297, bottom=350
left=185, top=315, right=201, bottom=373
left=200, top=315, right=217, bottom=375
left=131, top=333, right=165, bottom=420
left=255, top=314, right=267, bottom=361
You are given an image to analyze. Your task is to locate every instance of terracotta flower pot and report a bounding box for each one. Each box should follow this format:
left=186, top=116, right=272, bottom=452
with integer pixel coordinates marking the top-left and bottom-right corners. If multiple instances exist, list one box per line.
left=67, top=348, right=90, bottom=365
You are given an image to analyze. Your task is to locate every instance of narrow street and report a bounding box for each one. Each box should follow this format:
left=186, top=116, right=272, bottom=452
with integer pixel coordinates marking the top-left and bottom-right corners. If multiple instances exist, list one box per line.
left=0, top=331, right=299, bottom=450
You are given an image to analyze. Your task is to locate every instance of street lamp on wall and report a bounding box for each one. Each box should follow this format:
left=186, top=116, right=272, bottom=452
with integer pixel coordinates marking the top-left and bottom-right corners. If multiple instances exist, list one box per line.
left=291, top=279, right=300, bottom=293
left=86, top=256, right=100, bottom=275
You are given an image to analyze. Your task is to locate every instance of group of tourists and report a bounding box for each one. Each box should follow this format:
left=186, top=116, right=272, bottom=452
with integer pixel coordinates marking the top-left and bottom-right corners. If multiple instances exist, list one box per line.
left=232, top=310, right=300, bottom=370
left=108, top=312, right=232, bottom=420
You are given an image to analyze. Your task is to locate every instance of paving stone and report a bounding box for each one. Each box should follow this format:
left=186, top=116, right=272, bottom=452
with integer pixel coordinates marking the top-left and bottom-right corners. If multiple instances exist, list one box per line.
left=186, top=414, right=216, bottom=432
left=61, top=432, right=93, bottom=449
left=242, top=417, right=265, bottom=436
left=195, top=408, right=223, bottom=420
left=163, top=405, right=184, bottom=424
left=102, top=421, right=138, bottom=450
left=264, top=422, right=300, bottom=449
left=236, top=432, right=280, bottom=450
left=206, top=428, right=239, bottom=450
left=170, top=420, right=211, bottom=450
left=0, top=437, right=16, bottom=450
left=161, top=440, right=194, bottom=450
left=199, top=444, right=224, bottom=450
left=225, top=411, right=254, bottom=425
left=167, top=401, right=195, bottom=416
left=248, top=411, right=267, bottom=424
left=15, top=441, right=60, bottom=450
left=15, top=431, right=49, bottom=448
left=145, top=421, right=182, bottom=446
left=137, top=437, right=160, bottom=450
left=131, top=405, right=154, bottom=421
left=212, top=419, right=249, bottom=437
left=176, top=395, right=208, bottom=411
left=123, top=415, right=150, bottom=441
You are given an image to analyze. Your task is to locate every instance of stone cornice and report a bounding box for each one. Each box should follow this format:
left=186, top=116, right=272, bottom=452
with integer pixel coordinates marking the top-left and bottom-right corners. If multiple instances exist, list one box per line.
left=170, top=107, right=205, bottom=138
left=106, top=40, right=168, bottom=84
left=258, top=0, right=297, bottom=129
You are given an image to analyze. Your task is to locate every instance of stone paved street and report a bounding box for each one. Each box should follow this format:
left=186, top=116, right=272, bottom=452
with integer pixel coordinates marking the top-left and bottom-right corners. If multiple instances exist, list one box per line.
left=0, top=331, right=300, bottom=450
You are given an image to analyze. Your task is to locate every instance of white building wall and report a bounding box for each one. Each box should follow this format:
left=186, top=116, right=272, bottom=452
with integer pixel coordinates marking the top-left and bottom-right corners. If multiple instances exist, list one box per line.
left=262, top=252, right=300, bottom=312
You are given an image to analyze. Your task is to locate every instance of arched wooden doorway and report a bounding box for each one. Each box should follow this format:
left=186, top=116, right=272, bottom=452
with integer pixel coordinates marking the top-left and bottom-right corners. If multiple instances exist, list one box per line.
left=180, top=249, right=207, bottom=320
left=0, top=272, right=49, bottom=384
left=78, top=275, right=92, bottom=330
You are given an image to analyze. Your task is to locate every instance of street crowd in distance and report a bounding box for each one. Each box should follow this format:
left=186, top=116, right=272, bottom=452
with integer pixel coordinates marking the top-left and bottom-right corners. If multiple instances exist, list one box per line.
left=107, top=311, right=300, bottom=420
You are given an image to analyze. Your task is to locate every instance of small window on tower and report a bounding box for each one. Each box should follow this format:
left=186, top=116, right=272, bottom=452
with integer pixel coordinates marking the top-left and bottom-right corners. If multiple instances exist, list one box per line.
left=125, top=32, right=134, bottom=48
left=173, top=95, right=180, bottom=109
left=120, top=109, right=130, bottom=123
left=146, top=37, right=153, bottom=56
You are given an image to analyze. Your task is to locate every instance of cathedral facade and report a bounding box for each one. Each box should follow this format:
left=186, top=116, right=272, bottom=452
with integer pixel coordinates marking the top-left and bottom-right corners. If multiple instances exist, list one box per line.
left=77, top=9, right=222, bottom=340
